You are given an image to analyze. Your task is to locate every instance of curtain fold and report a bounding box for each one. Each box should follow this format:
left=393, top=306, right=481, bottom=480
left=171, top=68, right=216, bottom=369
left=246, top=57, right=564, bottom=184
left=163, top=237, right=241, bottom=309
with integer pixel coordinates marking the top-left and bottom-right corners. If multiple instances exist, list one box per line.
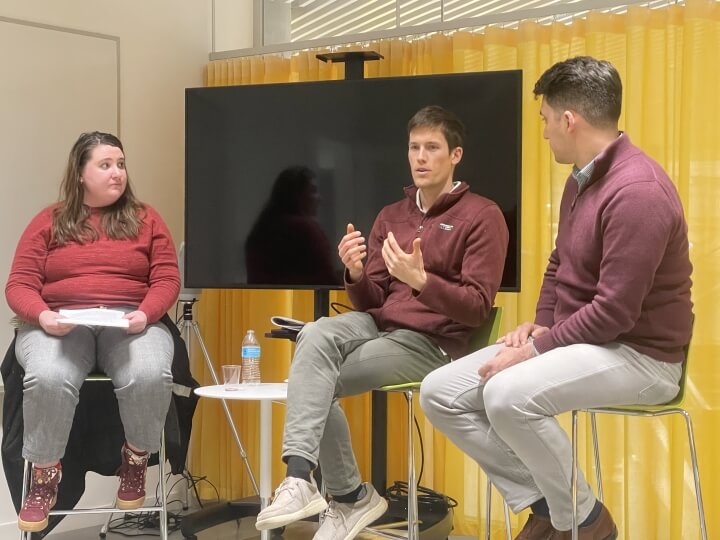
left=192, top=1, right=720, bottom=536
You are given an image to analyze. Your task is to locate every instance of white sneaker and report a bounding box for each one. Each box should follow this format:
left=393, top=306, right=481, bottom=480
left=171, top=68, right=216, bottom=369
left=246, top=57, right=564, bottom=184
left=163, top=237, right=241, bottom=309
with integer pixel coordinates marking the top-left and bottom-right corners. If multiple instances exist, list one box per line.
left=313, top=484, right=388, bottom=540
left=256, top=476, right=328, bottom=530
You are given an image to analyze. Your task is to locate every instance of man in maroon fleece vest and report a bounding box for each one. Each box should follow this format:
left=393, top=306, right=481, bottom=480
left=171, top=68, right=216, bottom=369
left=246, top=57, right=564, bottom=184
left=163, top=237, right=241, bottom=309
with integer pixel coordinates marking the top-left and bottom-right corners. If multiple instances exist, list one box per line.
left=421, top=57, right=692, bottom=540
left=255, top=105, right=509, bottom=540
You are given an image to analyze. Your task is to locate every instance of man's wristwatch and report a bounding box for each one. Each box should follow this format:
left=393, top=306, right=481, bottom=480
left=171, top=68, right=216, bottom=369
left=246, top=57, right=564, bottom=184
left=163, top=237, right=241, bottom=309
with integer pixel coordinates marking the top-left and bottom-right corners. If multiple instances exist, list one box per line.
left=527, top=335, right=539, bottom=356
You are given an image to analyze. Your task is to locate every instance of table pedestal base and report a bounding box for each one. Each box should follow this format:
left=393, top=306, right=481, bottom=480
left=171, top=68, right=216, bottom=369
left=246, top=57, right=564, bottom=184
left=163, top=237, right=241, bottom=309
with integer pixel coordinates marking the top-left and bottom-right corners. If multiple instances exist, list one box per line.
left=180, top=496, right=260, bottom=539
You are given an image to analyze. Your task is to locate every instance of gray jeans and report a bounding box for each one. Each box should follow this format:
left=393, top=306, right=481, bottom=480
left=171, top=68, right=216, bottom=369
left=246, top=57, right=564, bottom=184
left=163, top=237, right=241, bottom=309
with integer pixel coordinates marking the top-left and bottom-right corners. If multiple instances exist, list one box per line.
left=419, top=342, right=681, bottom=531
left=16, top=315, right=174, bottom=464
left=282, top=311, right=449, bottom=496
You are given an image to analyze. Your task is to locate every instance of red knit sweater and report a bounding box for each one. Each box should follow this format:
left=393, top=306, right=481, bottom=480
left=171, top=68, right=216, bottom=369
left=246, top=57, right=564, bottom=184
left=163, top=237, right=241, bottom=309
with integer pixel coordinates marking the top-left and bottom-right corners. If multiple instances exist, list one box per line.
left=533, top=135, right=693, bottom=363
left=5, top=204, right=180, bottom=325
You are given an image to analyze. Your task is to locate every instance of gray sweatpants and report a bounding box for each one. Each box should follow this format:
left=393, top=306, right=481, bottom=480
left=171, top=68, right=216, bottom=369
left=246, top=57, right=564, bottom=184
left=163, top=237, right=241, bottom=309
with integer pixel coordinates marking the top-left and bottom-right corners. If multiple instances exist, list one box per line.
left=16, top=314, right=174, bottom=464
left=282, top=311, right=449, bottom=496
left=419, top=342, right=682, bottom=531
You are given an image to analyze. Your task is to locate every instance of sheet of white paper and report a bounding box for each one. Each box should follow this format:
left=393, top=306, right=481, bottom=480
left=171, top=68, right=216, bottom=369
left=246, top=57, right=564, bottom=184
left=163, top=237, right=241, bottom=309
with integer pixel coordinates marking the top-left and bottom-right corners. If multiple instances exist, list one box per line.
left=57, top=308, right=130, bottom=328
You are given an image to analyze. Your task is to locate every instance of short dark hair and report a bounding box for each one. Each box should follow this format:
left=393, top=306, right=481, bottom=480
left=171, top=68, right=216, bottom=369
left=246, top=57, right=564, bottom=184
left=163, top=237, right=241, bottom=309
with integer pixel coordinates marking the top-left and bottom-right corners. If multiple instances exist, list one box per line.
left=407, top=105, right=465, bottom=150
left=533, top=56, right=622, bottom=128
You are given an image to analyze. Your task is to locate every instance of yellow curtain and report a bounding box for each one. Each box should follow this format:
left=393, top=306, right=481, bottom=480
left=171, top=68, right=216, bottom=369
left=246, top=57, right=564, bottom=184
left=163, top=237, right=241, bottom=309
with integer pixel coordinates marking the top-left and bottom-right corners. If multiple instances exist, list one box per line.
left=192, top=1, right=720, bottom=537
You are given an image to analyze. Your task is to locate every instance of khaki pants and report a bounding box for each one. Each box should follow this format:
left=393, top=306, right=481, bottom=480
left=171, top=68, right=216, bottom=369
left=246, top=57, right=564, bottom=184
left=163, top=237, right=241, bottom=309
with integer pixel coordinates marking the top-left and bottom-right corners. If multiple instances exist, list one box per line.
left=420, top=342, right=681, bottom=530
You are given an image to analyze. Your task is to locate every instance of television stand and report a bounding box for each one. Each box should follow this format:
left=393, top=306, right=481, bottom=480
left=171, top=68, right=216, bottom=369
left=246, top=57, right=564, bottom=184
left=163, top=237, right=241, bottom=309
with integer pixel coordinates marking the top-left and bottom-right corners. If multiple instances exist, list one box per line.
left=316, top=51, right=383, bottom=81
left=180, top=497, right=260, bottom=540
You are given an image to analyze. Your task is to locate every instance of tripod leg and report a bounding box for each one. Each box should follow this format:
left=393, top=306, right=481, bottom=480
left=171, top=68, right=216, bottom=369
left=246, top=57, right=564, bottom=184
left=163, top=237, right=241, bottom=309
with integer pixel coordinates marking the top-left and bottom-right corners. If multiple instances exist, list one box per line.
left=99, top=506, right=112, bottom=537
left=188, top=320, right=261, bottom=496
left=176, top=304, right=263, bottom=539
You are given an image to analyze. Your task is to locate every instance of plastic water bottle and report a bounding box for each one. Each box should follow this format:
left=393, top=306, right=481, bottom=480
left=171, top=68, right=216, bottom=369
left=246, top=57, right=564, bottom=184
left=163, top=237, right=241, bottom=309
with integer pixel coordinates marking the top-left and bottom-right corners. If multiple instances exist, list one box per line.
left=241, top=329, right=261, bottom=385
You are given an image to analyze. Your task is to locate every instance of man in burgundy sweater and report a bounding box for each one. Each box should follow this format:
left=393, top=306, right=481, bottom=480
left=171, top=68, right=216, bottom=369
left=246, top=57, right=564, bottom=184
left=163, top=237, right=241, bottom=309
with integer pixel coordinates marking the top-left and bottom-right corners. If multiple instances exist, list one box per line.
left=255, top=106, right=509, bottom=540
left=421, top=57, right=692, bottom=540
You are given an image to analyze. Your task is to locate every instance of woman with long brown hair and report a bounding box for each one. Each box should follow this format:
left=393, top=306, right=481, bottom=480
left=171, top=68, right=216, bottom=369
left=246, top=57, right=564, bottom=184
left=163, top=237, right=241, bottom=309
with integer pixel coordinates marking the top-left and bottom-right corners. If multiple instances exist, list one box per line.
left=5, top=131, right=180, bottom=533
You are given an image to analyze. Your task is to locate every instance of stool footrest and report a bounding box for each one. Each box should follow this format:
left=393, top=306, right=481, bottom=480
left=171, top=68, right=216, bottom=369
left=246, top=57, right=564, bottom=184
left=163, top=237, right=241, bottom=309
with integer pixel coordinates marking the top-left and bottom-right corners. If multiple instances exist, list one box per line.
left=364, top=526, right=410, bottom=539
left=48, top=506, right=164, bottom=516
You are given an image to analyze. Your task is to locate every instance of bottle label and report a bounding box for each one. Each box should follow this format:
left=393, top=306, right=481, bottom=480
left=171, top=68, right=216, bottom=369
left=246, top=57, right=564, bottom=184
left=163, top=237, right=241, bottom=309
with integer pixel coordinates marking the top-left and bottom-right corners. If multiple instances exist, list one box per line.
left=242, top=346, right=261, bottom=359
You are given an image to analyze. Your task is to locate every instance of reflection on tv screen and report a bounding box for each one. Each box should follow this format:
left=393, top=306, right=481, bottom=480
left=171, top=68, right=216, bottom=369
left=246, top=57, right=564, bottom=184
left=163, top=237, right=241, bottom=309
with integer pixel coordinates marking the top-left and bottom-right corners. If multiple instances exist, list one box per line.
left=185, top=71, right=521, bottom=291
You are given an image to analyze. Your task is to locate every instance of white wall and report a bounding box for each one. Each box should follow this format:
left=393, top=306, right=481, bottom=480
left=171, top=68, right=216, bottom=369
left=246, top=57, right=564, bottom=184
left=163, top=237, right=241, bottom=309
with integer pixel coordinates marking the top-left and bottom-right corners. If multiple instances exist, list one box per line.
left=0, top=0, right=215, bottom=535
left=0, top=0, right=212, bottom=246
left=214, top=0, right=254, bottom=51
left=0, top=18, right=121, bottom=350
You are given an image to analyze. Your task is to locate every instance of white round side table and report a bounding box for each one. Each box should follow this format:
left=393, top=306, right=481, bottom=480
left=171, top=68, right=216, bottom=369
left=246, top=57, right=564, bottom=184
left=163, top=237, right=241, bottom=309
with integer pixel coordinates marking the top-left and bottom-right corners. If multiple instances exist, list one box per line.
left=194, top=383, right=288, bottom=540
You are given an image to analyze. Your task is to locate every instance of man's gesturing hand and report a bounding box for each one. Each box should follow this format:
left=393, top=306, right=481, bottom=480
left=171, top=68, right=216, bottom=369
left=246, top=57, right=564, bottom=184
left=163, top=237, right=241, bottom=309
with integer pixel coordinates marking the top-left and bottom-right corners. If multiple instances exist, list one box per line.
left=381, top=232, right=427, bottom=291
left=338, top=223, right=367, bottom=283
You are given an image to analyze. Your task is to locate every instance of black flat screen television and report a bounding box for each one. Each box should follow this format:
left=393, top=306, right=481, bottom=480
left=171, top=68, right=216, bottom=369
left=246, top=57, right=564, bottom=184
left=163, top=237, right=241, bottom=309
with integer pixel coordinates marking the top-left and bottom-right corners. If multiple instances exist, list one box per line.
left=185, top=70, right=521, bottom=291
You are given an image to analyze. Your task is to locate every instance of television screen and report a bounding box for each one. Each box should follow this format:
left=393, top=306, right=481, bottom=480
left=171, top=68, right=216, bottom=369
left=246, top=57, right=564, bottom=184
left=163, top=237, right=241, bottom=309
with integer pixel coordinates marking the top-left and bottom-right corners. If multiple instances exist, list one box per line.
left=185, top=70, right=521, bottom=291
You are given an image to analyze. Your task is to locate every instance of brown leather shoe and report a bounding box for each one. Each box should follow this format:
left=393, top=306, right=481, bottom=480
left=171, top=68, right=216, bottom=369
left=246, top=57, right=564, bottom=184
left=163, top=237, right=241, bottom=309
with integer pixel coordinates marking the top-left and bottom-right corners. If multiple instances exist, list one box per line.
left=515, top=513, right=557, bottom=540
left=551, top=504, right=618, bottom=540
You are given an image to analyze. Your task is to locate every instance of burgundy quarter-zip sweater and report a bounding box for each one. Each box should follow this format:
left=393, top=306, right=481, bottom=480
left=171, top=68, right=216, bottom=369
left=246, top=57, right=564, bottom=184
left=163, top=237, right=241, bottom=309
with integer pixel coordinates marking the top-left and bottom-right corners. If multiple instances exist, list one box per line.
left=533, top=134, right=693, bottom=363
left=346, top=182, right=508, bottom=359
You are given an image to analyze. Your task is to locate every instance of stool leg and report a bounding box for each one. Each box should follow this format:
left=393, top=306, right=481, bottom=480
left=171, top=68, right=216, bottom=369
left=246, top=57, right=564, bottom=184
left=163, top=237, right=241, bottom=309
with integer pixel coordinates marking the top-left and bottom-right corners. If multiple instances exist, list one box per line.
left=20, top=459, right=30, bottom=540
left=590, top=412, right=603, bottom=502
left=406, top=390, right=419, bottom=540
left=485, top=481, right=492, bottom=540
left=571, top=410, right=579, bottom=540
left=485, top=481, right=512, bottom=540
left=682, top=411, right=707, bottom=540
left=159, top=429, right=168, bottom=540
left=503, top=498, right=511, bottom=540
